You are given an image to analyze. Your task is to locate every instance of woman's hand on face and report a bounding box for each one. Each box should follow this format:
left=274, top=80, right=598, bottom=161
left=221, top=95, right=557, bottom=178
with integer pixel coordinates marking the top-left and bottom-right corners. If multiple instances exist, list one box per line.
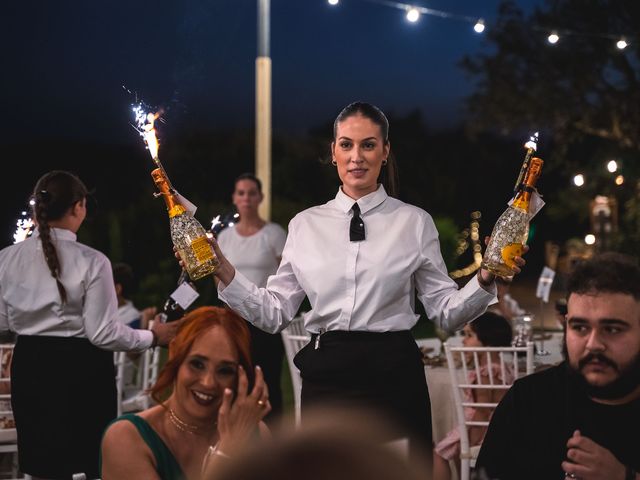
left=216, top=365, right=271, bottom=455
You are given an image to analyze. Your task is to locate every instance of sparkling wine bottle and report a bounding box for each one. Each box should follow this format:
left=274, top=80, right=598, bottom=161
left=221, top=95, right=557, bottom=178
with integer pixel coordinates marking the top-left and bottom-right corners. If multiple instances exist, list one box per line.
left=151, top=168, right=219, bottom=281
left=482, top=157, right=544, bottom=277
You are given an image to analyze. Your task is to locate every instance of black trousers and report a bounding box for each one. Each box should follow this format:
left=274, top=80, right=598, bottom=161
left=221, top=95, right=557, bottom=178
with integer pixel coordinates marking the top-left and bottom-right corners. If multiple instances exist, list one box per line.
left=11, top=335, right=116, bottom=479
left=247, top=322, right=284, bottom=422
left=294, top=330, right=432, bottom=459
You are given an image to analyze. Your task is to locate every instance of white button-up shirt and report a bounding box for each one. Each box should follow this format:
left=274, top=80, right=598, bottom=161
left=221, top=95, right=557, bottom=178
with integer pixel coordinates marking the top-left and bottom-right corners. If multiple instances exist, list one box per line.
left=219, top=186, right=496, bottom=334
left=0, top=228, right=152, bottom=352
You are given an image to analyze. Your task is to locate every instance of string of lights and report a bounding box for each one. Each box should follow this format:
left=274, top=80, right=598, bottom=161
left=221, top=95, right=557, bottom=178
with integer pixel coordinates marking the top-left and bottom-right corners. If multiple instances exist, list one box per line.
left=325, top=0, right=633, bottom=49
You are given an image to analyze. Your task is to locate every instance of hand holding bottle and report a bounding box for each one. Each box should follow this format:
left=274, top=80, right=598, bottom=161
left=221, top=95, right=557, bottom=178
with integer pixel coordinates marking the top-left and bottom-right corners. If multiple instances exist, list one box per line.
left=478, top=236, right=528, bottom=288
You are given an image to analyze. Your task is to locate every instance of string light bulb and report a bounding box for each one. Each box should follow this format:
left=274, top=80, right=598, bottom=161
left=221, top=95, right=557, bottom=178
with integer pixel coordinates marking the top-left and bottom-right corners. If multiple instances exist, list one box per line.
left=584, top=234, right=596, bottom=245
left=406, top=7, right=420, bottom=23
left=328, top=0, right=339, bottom=5
left=573, top=174, right=585, bottom=187
left=473, top=19, right=485, bottom=33
left=616, top=38, right=628, bottom=50
left=547, top=32, right=560, bottom=44
left=615, top=175, right=624, bottom=186
left=607, top=160, right=618, bottom=173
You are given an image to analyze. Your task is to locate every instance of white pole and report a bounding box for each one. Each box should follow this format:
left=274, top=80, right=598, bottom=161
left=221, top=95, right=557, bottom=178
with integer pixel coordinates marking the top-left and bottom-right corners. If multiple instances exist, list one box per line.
left=256, top=0, right=272, bottom=221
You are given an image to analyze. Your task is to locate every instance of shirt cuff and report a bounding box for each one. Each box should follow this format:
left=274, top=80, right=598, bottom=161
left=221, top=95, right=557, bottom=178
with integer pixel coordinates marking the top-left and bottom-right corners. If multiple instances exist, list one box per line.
left=465, top=273, right=498, bottom=305
left=139, top=329, right=155, bottom=350
left=217, top=270, right=255, bottom=306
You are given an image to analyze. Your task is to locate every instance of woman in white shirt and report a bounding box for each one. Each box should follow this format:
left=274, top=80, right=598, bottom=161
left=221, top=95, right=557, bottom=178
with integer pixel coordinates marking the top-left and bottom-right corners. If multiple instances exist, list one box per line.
left=0, top=170, right=178, bottom=479
left=192, top=102, right=525, bottom=461
left=216, top=174, right=287, bottom=422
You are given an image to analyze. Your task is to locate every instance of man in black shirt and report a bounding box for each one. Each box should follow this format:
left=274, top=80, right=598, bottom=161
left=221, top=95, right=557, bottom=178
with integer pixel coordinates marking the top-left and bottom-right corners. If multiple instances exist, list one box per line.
left=476, top=253, right=640, bottom=480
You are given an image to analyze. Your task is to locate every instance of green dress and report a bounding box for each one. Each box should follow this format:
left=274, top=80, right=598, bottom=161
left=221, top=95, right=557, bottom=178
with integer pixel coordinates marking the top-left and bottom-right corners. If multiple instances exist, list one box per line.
left=105, top=413, right=185, bottom=480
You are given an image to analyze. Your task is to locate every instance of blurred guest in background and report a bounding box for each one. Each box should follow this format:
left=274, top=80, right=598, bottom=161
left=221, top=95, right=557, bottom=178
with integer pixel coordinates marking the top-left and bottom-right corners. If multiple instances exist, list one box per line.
left=113, top=262, right=157, bottom=330
left=433, top=312, right=513, bottom=480
left=212, top=406, right=425, bottom=480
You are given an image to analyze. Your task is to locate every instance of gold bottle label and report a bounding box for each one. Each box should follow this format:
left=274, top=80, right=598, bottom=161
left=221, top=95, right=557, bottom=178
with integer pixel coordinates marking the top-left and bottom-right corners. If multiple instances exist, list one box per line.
left=169, top=205, right=186, bottom=218
left=191, top=236, right=214, bottom=263
left=501, top=243, right=524, bottom=269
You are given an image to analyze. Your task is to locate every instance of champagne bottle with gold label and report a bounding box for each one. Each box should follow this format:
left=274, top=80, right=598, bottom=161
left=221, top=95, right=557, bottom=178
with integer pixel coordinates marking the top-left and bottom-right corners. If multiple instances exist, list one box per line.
left=151, top=168, right=219, bottom=281
left=481, top=157, right=544, bottom=277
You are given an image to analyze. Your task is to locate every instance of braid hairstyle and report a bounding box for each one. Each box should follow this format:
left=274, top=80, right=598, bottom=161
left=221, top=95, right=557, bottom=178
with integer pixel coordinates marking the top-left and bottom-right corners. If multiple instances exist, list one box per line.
left=30, top=171, right=88, bottom=304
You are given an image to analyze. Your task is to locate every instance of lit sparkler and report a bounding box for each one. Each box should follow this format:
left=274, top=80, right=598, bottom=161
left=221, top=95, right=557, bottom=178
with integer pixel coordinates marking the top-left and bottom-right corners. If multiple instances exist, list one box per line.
left=131, top=101, right=174, bottom=191
left=132, top=104, right=161, bottom=162
left=13, top=211, right=35, bottom=244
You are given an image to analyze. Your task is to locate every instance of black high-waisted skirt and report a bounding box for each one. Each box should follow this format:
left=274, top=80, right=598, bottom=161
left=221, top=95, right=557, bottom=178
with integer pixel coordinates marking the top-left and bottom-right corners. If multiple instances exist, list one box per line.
left=11, top=335, right=117, bottom=479
left=294, top=330, right=432, bottom=455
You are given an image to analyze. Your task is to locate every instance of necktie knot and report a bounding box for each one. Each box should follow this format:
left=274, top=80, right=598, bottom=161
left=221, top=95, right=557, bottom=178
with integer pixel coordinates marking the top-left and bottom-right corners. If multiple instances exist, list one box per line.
left=350, top=203, right=365, bottom=242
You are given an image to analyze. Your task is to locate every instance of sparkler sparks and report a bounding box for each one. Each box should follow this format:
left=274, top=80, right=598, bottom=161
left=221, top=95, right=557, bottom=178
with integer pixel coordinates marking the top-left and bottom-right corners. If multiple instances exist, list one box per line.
left=132, top=104, right=161, bottom=161
left=13, top=212, right=34, bottom=244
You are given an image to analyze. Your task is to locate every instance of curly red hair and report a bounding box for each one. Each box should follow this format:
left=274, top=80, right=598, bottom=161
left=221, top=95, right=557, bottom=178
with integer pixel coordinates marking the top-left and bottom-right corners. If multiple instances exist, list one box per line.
left=151, top=306, right=253, bottom=404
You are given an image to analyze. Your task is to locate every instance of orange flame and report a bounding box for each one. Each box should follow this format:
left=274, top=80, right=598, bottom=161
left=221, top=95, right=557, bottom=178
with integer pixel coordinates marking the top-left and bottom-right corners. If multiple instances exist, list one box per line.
left=142, top=112, right=160, bottom=160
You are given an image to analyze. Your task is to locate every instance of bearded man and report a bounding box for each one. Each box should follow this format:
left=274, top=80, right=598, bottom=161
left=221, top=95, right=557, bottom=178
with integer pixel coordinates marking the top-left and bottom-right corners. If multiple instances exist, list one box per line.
left=475, top=253, right=640, bottom=480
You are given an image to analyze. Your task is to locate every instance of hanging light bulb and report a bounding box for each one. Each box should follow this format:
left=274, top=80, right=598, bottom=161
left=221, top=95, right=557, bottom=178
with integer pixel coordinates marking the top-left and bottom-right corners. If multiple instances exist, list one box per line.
left=473, top=19, right=485, bottom=33
left=573, top=174, right=585, bottom=187
left=547, top=32, right=560, bottom=44
left=584, top=234, right=596, bottom=245
left=616, top=38, right=628, bottom=50
left=607, top=160, right=618, bottom=173
left=406, top=7, right=420, bottom=23
left=615, top=175, right=625, bottom=186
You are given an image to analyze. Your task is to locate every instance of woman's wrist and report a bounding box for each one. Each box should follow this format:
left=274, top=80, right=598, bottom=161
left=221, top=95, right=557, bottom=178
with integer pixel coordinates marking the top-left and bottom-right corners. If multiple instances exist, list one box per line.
left=477, top=269, right=495, bottom=288
left=216, top=260, right=236, bottom=286
left=201, top=442, right=231, bottom=476
left=150, top=329, right=158, bottom=348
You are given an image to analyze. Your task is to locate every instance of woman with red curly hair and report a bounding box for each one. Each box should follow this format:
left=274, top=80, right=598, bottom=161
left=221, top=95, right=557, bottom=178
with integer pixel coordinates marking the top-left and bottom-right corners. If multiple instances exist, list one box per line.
left=101, top=306, right=271, bottom=480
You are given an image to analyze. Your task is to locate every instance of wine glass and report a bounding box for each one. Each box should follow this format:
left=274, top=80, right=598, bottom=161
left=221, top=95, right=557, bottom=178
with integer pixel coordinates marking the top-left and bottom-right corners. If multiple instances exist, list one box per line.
left=434, top=327, right=451, bottom=361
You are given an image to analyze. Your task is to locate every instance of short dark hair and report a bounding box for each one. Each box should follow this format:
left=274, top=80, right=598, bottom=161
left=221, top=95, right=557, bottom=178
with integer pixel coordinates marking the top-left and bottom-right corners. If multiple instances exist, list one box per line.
left=234, top=173, right=262, bottom=193
left=112, top=262, right=135, bottom=299
left=470, top=312, right=513, bottom=347
left=566, top=252, right=640, bottom=301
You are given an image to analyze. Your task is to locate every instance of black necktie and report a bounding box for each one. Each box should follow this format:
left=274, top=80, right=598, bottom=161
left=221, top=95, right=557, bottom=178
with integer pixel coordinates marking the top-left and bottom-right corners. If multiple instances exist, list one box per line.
left=350, top=203, right=365, bottom=242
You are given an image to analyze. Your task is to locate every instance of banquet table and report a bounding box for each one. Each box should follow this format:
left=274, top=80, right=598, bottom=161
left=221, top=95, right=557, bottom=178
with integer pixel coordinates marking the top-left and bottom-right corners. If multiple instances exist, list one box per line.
left=420, top=331, right=565, bottom=480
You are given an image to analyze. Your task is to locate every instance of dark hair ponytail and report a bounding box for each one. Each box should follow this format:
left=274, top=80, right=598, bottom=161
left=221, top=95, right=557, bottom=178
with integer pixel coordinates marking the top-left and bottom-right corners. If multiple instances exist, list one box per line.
left=333, top=101, right=399, bottom=197
left=31, top=171, right=88, bottom=304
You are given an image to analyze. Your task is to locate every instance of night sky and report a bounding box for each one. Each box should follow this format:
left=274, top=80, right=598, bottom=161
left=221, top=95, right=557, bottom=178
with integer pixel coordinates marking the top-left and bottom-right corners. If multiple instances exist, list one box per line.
left=2, top=0, right=543, bottom=242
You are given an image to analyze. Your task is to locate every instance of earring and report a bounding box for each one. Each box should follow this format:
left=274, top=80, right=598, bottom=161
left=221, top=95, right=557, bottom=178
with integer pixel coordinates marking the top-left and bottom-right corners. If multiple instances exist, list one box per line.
left=331, top=159, right=337, bottom=166
left=382, top=159, right=388, bottom=166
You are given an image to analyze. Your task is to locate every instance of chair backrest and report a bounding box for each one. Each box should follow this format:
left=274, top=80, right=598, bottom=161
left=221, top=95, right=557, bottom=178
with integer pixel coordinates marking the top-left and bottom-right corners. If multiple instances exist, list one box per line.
left=0, top=343, right=20, bottom=478
left=444, top=341, right=534, bottom=480
left=280, top=315, right=310, bottom=427
left=115, top=323, right=162, bottom=415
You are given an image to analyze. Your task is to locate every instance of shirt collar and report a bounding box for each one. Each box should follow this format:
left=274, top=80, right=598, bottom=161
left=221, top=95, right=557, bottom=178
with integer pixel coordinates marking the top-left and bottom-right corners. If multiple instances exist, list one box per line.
left=334, top=184, right=388, bottom=215
left=34, top=227, right=77, bottom=242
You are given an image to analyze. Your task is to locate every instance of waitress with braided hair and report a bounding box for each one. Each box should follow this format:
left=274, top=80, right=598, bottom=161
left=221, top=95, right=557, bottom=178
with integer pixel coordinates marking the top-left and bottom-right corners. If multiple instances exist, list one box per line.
left=0, top=170, right=179, bottom=479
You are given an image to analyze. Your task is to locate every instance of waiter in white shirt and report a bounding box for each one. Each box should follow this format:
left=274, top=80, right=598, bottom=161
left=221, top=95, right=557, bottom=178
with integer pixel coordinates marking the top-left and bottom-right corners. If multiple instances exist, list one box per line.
left=0, top=171, right=178, bottom=479
left=193, top=102, right=525, bottom=462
